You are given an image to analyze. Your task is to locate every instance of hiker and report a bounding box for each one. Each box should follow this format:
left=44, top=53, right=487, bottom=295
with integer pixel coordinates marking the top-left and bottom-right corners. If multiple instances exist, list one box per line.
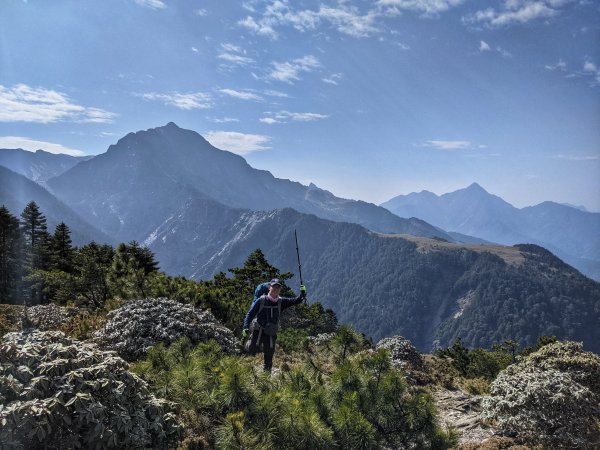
left=242, top=278, right=306, bottom=372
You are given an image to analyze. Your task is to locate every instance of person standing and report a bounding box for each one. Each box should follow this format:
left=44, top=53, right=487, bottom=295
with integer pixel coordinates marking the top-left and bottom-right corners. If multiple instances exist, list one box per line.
left=242, top=279, right=306, bottom=372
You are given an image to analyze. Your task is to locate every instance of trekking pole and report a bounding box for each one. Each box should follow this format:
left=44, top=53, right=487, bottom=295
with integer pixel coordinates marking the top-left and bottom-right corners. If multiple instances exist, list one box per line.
left=294, top=229, right=307, bottom=304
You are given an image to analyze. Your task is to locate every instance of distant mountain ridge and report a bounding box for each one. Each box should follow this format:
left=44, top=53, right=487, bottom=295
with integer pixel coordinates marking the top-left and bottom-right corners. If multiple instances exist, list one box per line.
left=0, top=148, right=92, bottom=185
left=381, top=183, right=600, bottom=280
left=47, top=122, right=452, bottom=243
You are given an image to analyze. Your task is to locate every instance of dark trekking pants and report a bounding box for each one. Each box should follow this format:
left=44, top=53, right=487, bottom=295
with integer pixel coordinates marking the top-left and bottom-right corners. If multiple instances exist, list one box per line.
left=248, top=329, right=277, bottom=372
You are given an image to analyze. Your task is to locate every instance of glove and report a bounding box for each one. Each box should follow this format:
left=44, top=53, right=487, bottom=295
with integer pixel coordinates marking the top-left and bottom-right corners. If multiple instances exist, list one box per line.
left=242, top=328, right=249, bottom=338
left=300, top=285, right=307, bottom=297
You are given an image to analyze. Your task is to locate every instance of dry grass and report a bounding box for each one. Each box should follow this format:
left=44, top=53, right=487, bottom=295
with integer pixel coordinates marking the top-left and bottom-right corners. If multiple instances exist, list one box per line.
left=379, top=234, right=525, bottom=266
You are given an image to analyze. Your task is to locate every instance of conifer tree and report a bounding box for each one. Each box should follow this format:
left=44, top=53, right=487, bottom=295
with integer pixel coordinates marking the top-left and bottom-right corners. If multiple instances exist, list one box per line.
left=0, top=206, right=23, bottom=304
left=19, top=201, right=50, bottom=304
left=48, top=222, right=75, bottom=273
left=75, top=242, right=114, bottom=307
left=109, top=241, right=159, bottom=299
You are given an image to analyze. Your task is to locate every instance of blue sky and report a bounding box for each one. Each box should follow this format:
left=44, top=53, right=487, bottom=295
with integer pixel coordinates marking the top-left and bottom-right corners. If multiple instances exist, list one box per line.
left=1, top=0, right=599, bottom=211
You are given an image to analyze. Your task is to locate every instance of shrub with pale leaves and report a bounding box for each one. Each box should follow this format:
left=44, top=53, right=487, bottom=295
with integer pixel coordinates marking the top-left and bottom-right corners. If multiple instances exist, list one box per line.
left=0, top=330, right=182, bottom=449
left=94, top=297, right=238, bottom=361
left=482, top=341, right=600, bottom=448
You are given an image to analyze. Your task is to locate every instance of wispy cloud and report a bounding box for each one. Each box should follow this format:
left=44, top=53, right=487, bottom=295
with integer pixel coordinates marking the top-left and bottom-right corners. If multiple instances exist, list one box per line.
left=261, top=110, right=329, bottom=124
left=423, top=140, right=473, bottom=150
left=134, top=0, right=166, bottom=10
left=479, top=40, right=491, bottom=52
left=136, top=91, right=212, bottom=110
left=0, top=136, right=85, bottom=156
left=0, top=84, right=116, bottom=124
left=239, top=15, right=278, bottom=39
left=466, top=0, right=574, bottom=27
left=545, top=59, right=567, bottom=71
left=218, top=43, right=255, bottom=66
left=208, top=117, right=240, bottom=123
left=239, top=1, right=380, bottom=39
left=377, top=0, right=465, bottom=15
left=267, top=55, right=320, bottom=83
left=263, top=89, right=290, bottom=98
left=204, top=131, right=271, bottom=154
left=195, top=8, right=208, bottom=16
left=551, top=153, right=599, bottom=161
left=583, top=59, right=600, bottom=85
left=219, top=89, right=263, bottom=101
left=322, top=73, right=344, bottom=85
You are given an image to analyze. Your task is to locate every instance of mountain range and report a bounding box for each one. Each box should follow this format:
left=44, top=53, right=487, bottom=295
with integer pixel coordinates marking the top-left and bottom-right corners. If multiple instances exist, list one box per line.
left=46, top=122, right=449, bottom=243
left=381, top=183, right=600, bottom=280
left=0, top=148, right=92, bottom=185
left=1, top=123, right=598, bottom=351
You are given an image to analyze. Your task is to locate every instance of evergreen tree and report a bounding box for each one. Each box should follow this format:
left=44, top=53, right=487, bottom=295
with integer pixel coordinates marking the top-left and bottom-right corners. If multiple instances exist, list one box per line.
left=109, top=241, right=159, bottom=299
left=0, top=206, right=23, bottom=304
left=19, top=201, right=50, bottom=304
left=75, top=242, right=114, bottom=307
left=48, top=222, right=75, bottom=273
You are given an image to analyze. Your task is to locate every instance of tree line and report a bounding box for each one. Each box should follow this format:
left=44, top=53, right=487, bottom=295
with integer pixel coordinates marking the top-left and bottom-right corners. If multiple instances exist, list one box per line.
left=0, top=201, right=159, bottom=307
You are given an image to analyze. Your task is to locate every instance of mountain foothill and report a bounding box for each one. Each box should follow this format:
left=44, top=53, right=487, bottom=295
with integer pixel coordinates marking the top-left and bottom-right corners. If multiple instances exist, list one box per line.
left=1, top=122, right=598, bottom=352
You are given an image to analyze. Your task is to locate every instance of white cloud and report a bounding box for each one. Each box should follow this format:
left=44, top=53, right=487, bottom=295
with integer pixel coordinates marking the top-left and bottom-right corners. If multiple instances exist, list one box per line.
left=239, top=16, right=278, bottom=39
left=195, top=9, right=208, bottom=16
left=218, top=43, right=255, bottom=66
left=0, top=84, right=116, bottom=124
left=322, top=73, right=344, bottom=85
left=263, top=89, right=290, bottom=98
left=267, top=55, right=320, bottom=83
left=424, top=140, right=472, bottom=150
left=551, top=154, right=600, bottom=161
left=239, top=1, right=380, bottom=39
left=479, top=40, right=491, bottom=51
left=137, top=92, right=212, bottom=110
left=261, top=110, right=329, bottom=123
left=467, top=0, right=572, bottom=27
left=583, top=61, right=597, bottom=72
left=0, top=136, right=85, bottom=156
left=377, top=0, right=465, bottom=15
left=209, top=117, right=240, bottom=123
left=219, top=89, right=263, bottom=101
left=545, top=59, right=567, bottom=71
left=204, top=131, right=271, bottom=154
left=260, top=117, right=280, bottom=124
left=191, top=47, right=199, bottom=53
left=134, top=0, right=166, bottom=10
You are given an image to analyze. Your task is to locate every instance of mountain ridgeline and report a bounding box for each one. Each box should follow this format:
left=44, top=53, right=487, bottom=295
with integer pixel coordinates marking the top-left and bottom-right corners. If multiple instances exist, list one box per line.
left=1, top=123, right=598, bottom=353
left=46, top=122, right=449, bottom=243
left=0, top=148, right=92, bottom=184
left=381, top=183, right=600, bottom=280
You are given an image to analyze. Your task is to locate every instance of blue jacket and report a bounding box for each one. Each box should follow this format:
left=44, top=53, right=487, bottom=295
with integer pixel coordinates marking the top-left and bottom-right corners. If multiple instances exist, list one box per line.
left=243, top=294, right=304, bottom=330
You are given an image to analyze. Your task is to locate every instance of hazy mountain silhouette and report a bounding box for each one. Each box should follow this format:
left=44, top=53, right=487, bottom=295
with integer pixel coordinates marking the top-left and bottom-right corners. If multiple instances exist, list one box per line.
left=0, top=148, right=92, bottom=185
left=381, top=183, right=600, bottom=280
left=46, top=123, right=451, bottom=243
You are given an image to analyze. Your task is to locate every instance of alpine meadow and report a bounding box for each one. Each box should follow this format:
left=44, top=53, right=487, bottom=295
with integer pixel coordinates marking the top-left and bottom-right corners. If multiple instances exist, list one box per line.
left=1, top=1, right=599, bottom=449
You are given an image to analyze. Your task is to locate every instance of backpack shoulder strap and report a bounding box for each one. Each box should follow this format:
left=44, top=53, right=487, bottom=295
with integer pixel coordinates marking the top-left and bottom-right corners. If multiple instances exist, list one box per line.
left=258, top=295, right=267, bottom=314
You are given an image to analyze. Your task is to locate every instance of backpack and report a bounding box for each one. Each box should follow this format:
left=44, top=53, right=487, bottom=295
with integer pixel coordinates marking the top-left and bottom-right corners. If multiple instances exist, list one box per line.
left=251, top=295, right=282, bottom=336
left=254, top=282, right=271, bottom=299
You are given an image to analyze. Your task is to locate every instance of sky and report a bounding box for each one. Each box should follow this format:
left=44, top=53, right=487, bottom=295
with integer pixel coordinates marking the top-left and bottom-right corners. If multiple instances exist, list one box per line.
left=1, top=0, right=599, bottom=211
